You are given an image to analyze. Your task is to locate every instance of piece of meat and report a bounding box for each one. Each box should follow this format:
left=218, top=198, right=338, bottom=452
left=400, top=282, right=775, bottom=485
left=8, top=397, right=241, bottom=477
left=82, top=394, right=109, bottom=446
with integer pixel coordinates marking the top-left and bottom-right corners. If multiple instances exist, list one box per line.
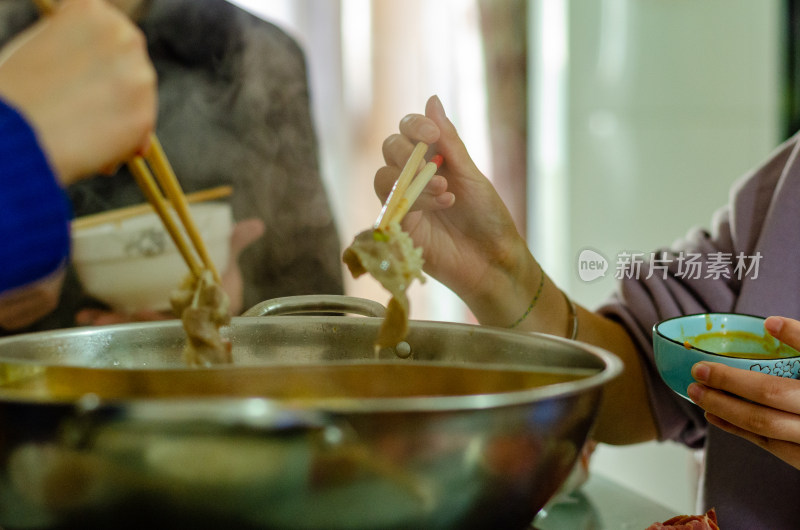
left=170, top=269, right=232, bottom=366
left=645, top=508, right=720, bottom=530
left=342, top=222, right=425, bottom=349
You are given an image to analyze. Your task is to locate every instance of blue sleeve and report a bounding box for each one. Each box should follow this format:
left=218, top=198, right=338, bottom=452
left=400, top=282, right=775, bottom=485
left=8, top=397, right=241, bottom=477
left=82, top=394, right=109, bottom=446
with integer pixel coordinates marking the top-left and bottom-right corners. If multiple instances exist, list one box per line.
left=0, top=97, right=71, bottom=294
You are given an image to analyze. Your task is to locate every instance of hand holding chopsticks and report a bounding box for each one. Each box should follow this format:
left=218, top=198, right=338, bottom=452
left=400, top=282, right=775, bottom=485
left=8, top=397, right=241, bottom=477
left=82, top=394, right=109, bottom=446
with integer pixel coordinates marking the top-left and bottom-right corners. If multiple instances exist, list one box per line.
left=374, top=142, right=444, bottom=230
left=31, top=0, right=216, bottom=283
left=11, top=0, right=155, bottom=184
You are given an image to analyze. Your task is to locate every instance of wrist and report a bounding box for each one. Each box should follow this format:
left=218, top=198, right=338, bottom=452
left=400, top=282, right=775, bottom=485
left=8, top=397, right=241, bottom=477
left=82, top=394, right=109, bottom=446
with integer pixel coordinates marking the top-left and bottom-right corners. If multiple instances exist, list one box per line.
left=460, top=236, right=540, bottom=327
left=461, top=238, right=576, bottom=337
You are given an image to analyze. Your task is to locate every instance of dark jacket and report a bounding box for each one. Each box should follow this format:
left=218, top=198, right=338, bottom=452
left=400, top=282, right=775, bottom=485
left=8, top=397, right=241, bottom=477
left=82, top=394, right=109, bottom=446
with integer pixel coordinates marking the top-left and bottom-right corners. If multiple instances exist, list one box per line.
left=0, top=0, right=343, bottom=333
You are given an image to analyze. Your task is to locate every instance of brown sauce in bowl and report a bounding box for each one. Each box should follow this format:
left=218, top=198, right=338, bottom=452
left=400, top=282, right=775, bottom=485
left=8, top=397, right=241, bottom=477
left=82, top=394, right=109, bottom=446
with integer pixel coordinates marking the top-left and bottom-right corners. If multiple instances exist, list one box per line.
left=684, top=330, right=800, bottom=360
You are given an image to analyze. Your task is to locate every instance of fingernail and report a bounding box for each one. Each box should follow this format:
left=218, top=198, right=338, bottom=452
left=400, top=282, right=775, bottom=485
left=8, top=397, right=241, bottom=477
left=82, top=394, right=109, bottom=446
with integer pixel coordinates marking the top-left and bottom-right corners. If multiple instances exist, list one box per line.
left=431, top=95, right=446, bottom=117
left=420, top=123, right=438, bottom=140
left=765, top=316, right=783, bottom=336
left=692, top=362, right=710, bottom=382
left=687, top=383, right=704, bottom=402
left=435, top=192, right=455, bottom=207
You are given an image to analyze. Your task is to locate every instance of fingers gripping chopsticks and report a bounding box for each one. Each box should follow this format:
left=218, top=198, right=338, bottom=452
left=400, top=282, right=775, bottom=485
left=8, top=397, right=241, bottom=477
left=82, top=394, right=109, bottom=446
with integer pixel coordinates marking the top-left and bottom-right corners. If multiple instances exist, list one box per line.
left=33, top=0, right=219, bottom=283
left=374, top=142, right=444, bottom=230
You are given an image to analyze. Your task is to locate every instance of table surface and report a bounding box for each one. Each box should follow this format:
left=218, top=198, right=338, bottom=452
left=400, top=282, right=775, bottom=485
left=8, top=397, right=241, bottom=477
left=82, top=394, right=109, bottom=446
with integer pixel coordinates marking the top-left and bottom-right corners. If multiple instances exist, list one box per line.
left=533, top=473, right=679, bottom=529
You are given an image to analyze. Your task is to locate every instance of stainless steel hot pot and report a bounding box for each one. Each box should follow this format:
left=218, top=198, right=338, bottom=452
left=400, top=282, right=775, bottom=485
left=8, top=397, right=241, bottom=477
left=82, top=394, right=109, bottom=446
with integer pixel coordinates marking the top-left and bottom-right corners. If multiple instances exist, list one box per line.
left=0, top=296, right=621, bottom=530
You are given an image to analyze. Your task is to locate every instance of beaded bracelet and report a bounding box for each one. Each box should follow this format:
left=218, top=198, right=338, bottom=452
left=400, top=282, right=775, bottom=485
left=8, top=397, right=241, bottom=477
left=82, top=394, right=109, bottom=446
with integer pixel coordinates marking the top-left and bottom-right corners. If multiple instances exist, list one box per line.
left=508, top=262, right=545, bottom=329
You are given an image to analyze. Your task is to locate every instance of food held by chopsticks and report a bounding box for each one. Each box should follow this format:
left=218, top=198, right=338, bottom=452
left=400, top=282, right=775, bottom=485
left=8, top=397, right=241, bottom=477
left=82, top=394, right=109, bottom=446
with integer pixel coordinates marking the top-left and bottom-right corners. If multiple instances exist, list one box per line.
left=128, top=136, right=233, bottom=367
left=170, top=269, right=232, bottom=366
left=343, top=143, right=443, bottom=349
left=343, top=222, right=425, bottom=349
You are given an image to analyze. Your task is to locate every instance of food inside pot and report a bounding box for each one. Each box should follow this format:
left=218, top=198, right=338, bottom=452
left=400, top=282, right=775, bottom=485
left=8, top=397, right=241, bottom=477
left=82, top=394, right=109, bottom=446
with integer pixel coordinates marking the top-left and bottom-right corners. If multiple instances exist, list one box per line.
left=0, top=363, right=588, bottom=401
left=170, top=269, right=232, bottom=366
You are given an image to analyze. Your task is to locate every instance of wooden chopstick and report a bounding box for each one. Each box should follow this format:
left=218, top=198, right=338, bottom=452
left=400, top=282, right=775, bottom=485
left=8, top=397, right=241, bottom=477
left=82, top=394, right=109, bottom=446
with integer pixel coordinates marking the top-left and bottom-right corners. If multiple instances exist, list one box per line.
left=71, top=185, right=232, bottom=230
left=387, top=154, right=443, bottom=226
left=127, top=157, right=204, bottom=279
left=142, top=135, right=220, bottom=281
left=374, top=142, right=428, bottom=230
left=128, top=136, right=221, bottom=282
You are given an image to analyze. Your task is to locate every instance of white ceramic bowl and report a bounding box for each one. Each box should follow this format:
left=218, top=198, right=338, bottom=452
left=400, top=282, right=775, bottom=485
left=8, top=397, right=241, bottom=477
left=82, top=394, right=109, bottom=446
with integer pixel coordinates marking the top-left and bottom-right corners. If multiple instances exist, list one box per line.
left=72, top=202, right=233, bottom=313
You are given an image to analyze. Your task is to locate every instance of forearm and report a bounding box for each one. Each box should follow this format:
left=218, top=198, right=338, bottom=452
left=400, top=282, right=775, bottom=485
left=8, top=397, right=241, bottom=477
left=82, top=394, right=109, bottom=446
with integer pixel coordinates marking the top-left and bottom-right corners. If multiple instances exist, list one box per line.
left=461, top=240, right=659, bottom=444
left=461, top=242, right=569, bottom=334
left=573, top=307, right=659, bottom=444
left=0, top=267, right=65, bottom=330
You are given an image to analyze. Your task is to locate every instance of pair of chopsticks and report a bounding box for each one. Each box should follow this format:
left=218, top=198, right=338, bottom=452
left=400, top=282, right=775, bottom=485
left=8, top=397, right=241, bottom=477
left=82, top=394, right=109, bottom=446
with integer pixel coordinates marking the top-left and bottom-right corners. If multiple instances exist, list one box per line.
left=128, top=136, right=221, bottom=282
left=34, top=0, right=219, bottom=282
left=374, top=142, right=444, bottom=230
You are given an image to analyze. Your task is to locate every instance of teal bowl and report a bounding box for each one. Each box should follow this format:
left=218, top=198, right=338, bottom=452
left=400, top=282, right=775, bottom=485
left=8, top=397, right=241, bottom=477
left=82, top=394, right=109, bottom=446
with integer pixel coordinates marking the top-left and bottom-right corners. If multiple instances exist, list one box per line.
left=653, top=313, right=800, bottom=401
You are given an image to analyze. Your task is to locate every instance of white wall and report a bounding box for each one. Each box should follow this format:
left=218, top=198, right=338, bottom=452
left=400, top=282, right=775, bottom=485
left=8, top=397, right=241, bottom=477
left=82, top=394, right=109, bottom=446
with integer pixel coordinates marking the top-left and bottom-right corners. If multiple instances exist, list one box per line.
left=531, top=0, right=784, bottom=513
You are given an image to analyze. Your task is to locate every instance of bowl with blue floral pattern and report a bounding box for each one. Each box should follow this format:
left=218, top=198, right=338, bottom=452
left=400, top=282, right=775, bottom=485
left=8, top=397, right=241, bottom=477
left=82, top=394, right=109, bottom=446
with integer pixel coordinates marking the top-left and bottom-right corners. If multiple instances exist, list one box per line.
left=653, top=313, right=800, bottom=401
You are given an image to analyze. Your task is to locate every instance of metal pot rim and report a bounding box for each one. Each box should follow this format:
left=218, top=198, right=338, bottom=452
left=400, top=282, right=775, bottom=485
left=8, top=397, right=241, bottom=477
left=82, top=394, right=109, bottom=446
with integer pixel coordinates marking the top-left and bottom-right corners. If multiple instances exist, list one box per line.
left=0, top=317, right=622, bottom=415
